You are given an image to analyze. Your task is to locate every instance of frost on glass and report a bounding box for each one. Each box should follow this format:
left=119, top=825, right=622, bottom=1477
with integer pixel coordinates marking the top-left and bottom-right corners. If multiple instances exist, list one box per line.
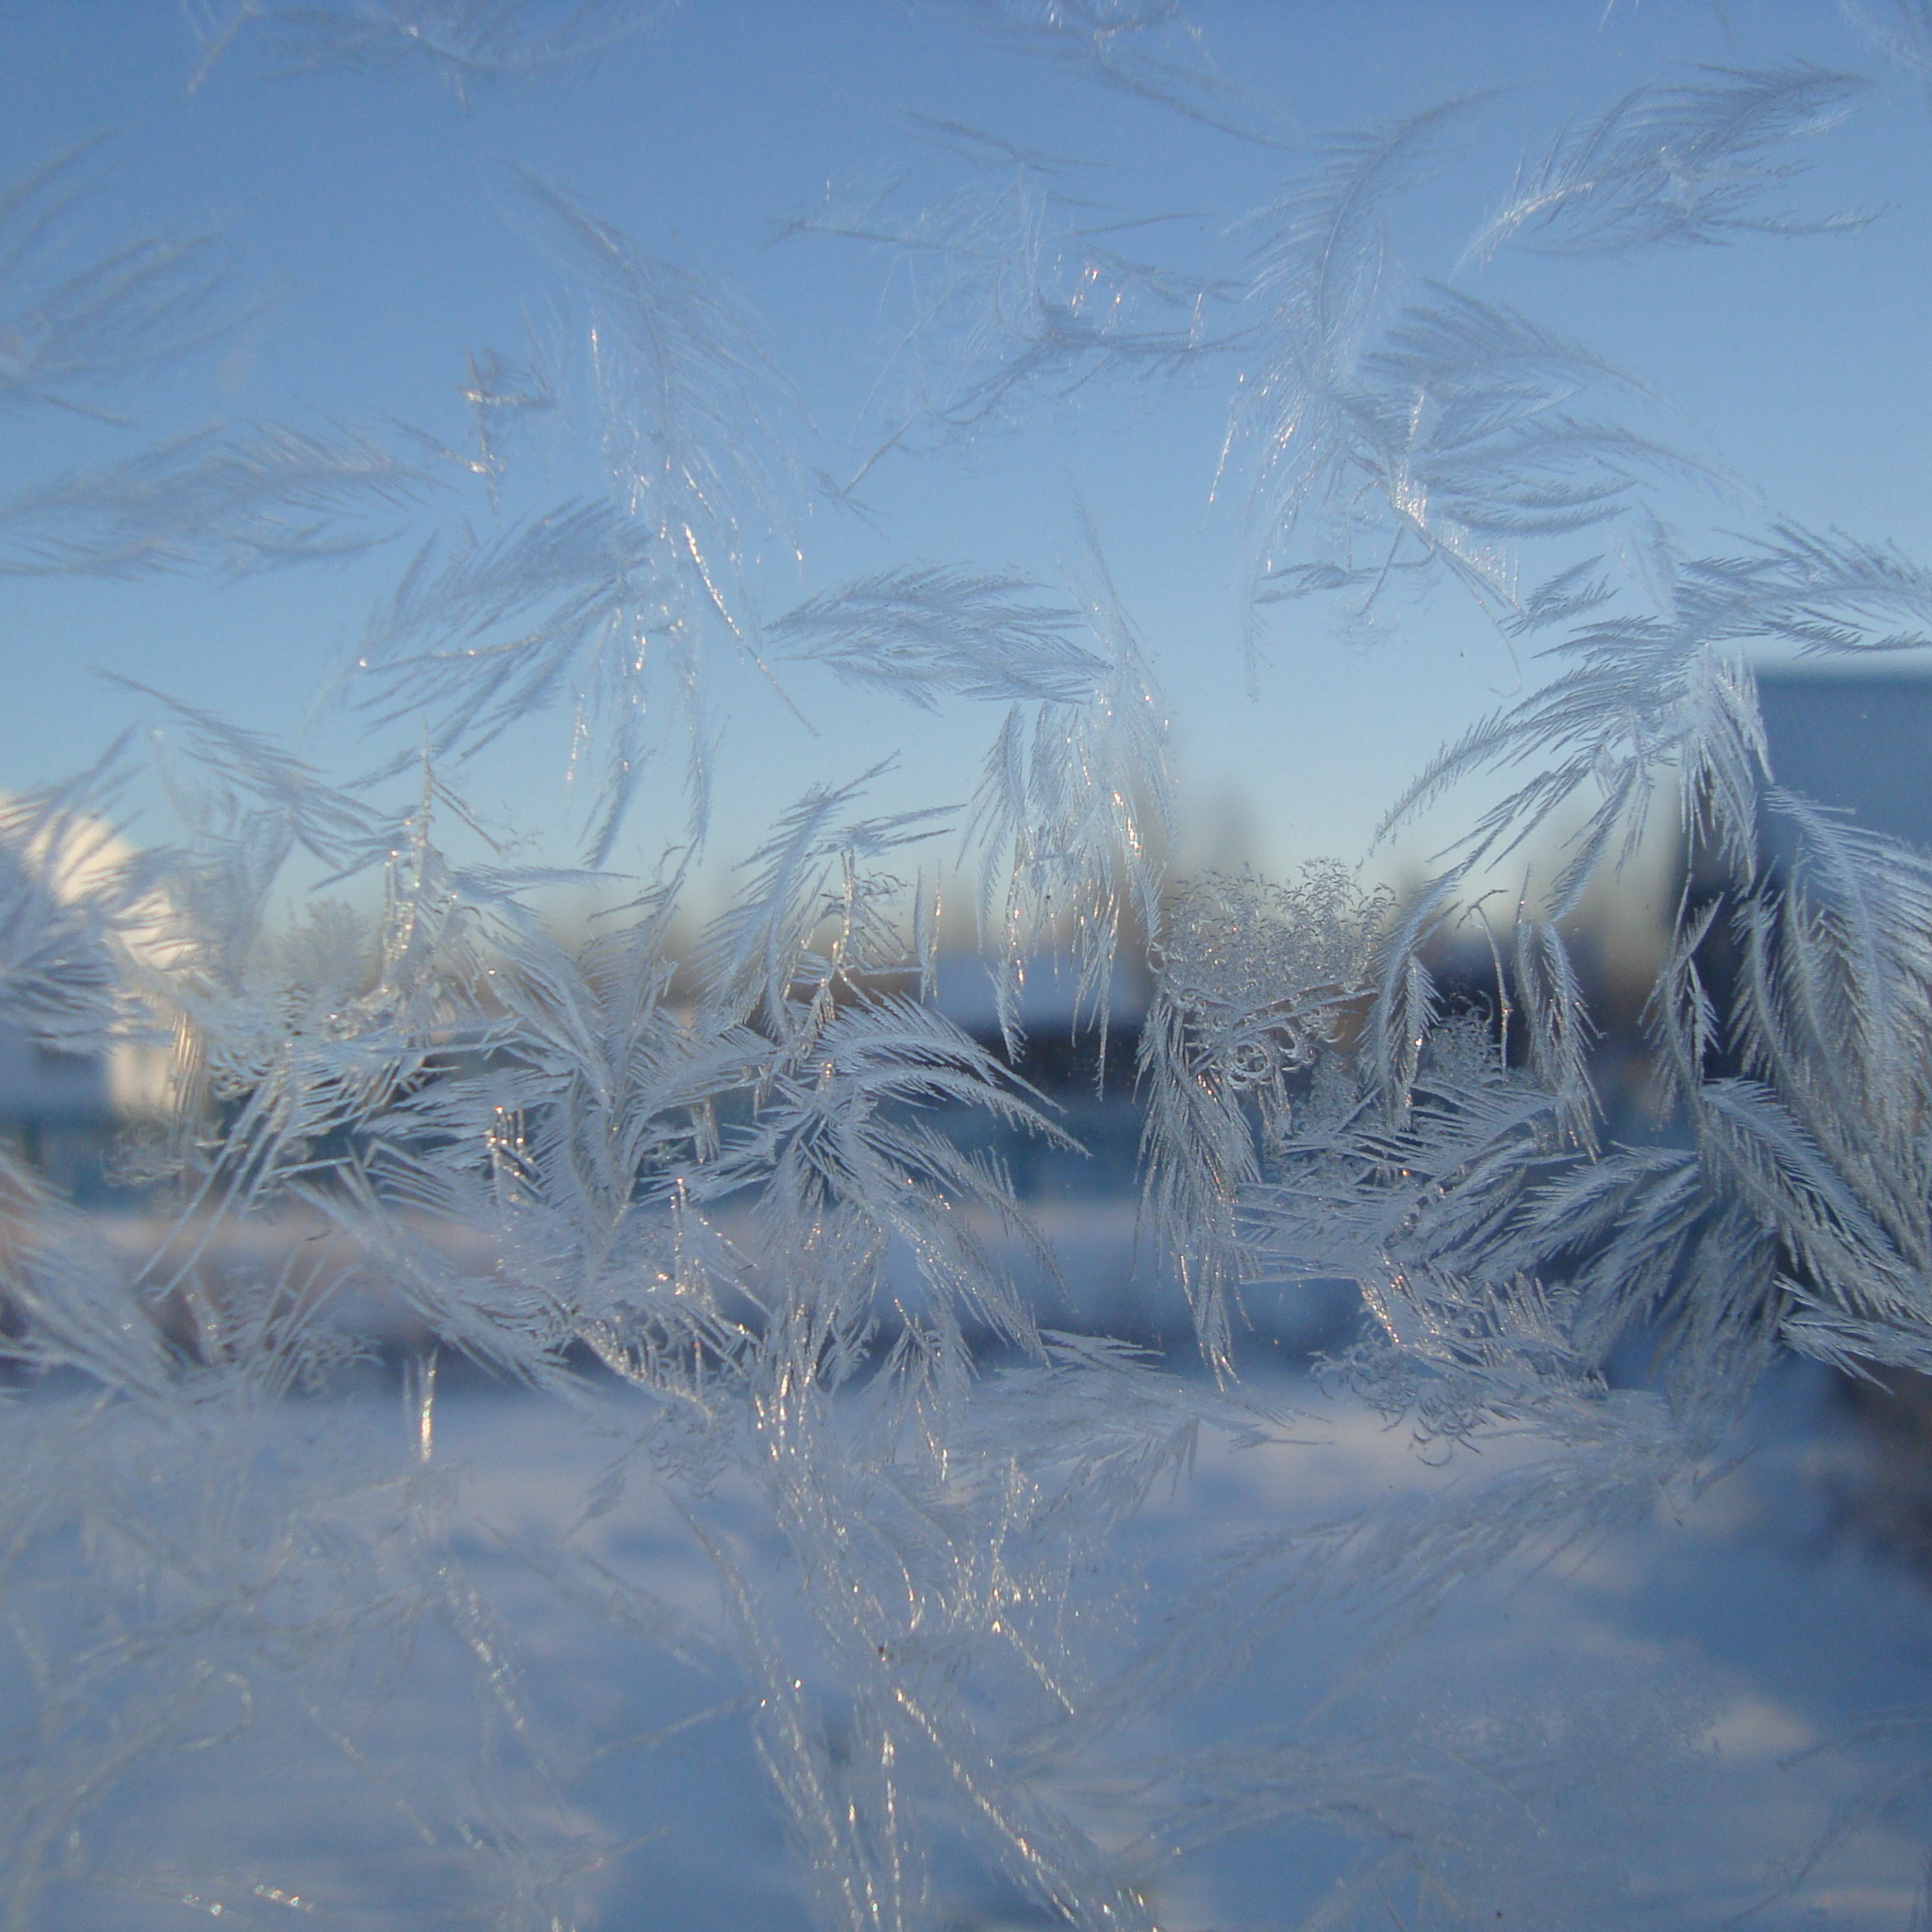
left=774, top=117, right=1234, bottom=491
left=180, top=0, right=659, bottom=91
left=2, top=5, right=1931, bottom=1928
left=350, top=176, right=807, bottom=859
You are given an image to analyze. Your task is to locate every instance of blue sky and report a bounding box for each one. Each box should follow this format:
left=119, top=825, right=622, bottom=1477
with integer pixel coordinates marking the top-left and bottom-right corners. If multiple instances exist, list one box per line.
left=3, top=1, right=1929, bottom=920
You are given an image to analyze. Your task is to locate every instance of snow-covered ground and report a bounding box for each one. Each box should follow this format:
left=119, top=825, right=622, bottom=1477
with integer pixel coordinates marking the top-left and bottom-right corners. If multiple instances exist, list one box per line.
left=14, top=1353, right=1931, bottom=1930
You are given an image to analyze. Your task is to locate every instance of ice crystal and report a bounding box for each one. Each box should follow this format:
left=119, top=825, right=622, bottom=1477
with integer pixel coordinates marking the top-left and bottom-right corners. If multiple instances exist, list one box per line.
left=181, top=0, right=658, bottom=92
left=350, top=178, right=803, bottom=860
left=1463, top=64, right=1871, bottom=262
left=777, top=120, right=1230, bottom=491
left=1139, top=864, right=1389, bottom=1373
left=1229, top=104, right=1697, bottom=665
left=0, top=423, right=420, bottom=577
left=951, top=0, right=1286, bottom=144
left=0, top=143, right=230, bottom=415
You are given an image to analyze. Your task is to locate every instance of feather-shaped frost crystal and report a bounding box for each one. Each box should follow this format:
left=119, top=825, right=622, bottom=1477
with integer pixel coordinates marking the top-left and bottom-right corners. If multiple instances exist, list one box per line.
left=1464, top=64, right=1871, bottom=261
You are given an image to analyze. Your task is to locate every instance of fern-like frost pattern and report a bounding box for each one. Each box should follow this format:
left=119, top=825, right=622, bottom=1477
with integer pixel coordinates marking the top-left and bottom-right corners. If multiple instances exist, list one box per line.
left=2, top=12, right=1930, bottom=1930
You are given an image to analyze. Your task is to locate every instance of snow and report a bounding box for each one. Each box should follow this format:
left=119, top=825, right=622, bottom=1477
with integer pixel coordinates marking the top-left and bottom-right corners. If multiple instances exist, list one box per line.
left=9, top=1347, right=1926, bottom=1930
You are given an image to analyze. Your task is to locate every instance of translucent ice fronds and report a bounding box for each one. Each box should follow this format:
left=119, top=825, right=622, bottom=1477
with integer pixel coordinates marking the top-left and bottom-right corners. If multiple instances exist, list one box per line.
left=1235, top=107, right=1691, bottom=656
left=0, top=1174, right=178, bottom=1393
left=1377, top=571, right=1769, bottom=899
left=774, top=567, right=1108, bottom=708
left=1464, top=64, right=1871, bottom=263
left=0, top=1388, right=573, bottom=1922
left=1361, top=867, right=1458, bottom=1107
left=1139, top=864, right=1390, bottom=1370
left=1686, top=522, right=1932, bottom=658
left=703, top=993, right=1064, bottom=1348
left=522, top=174, right=804, bottom=594
left=1695, top=797, right=1932, bottom=1378
left=698, top=767, right=952, bottom=1042
left=713, top=1330, right=1281, bottom=1932
left=1249, top=1018, right=1566, bottom=1374
left=1234, top=102, right=1477, bottom=568
left=349, top=498, right=706, bottom=863
left=9, top=9, right=1930, bottom=1924
left=365, top=888, right=769, bottom=1390
left=1384, top=525, right=1932, bottom=910
left=773, top=553, right=1169, bottom=1059
left=1350, top=289, right=1696, bottom=545
left=183, top=0, right=658, bottom=92
left=1250, top=284, right=1695, bottom=635
left=122, top=681, right=381, bottom=881
left=0, top=423, right=421, bottom=577
left=1512, top=918, right=1599, bottom=1151
left=965, top=539, right=1172, bottom=1064
left=155, top=844, right=486, bottom=1246
left=457, top=344, right=554, bottom=508
left=779, top=124, right=1229, bottom=487
left=1127, top=1394, right=1704, bottom=1791
left=355, top=182, right=804, bottom=859
left=352, top=502, right=662, bottom=754
left=1137, top=1650, right=1715, bottom=1932
left=949, top=0, right=1287, bottom=143
left=0, top=150, right=414, bottom=581
left=1511, top=1143, right=1716, bottom=1374
left=1477, top=791, right=1932, bottom=1415
left=0, top=142, right=230, bottom=416
left=1244, top=101, right=1478, bottom=392
left=1839, top=1, right=1932, bottom=90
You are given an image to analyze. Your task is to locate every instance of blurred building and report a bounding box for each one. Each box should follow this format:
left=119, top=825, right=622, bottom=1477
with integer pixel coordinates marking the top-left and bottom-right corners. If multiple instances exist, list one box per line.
left=0, top=811, right=175, bottom=1198
left=1757, top=669, right=1932, bottom=858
